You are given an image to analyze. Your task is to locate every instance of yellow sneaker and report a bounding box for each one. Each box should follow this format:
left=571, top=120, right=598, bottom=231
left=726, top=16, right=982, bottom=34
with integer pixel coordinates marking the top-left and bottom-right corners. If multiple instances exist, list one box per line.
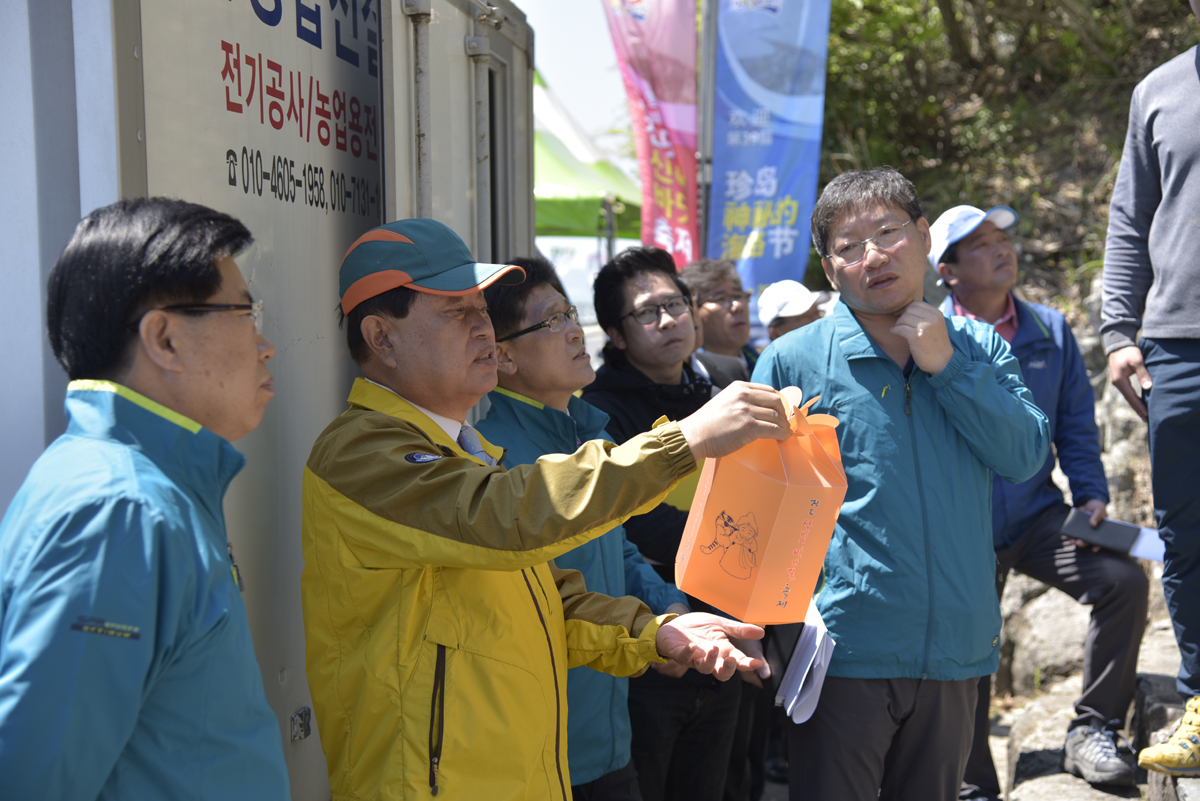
left=1139, top=696, right=1200, bottom=777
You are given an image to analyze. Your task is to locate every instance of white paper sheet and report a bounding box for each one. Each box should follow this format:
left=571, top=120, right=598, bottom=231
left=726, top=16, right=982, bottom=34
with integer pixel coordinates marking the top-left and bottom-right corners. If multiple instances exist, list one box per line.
left=1130, top=527, right=1166, bottom=562
left=774, top=599, right=836, bottom=724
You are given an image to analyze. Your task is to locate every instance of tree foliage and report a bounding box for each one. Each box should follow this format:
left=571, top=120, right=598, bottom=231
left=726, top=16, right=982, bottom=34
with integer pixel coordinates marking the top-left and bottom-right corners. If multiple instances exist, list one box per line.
left=807, top=0, right=1199, bottom=295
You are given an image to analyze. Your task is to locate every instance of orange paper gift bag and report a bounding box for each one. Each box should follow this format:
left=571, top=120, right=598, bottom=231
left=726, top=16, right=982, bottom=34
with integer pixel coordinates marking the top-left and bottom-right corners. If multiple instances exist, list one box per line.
left=676, top=387, right=847, bottom=625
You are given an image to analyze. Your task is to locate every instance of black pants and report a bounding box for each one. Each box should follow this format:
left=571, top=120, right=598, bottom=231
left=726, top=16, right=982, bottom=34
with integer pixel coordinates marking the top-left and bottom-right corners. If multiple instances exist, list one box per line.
left=572, top=761, right=643, bottom=801
left=962, top=503, right=1149, bottom=795
left=787, top=675, right=978, bottom=801
left=628, top=676, right=741, bottom=801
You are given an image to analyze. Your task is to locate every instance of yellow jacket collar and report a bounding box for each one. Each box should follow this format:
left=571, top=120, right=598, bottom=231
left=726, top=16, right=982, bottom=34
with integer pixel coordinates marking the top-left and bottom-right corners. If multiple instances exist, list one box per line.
left=347, top=378, right=504, bottom=463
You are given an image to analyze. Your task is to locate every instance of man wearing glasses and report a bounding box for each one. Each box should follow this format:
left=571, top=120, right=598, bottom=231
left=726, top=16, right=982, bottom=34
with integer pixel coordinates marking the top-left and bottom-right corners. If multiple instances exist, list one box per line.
left=583, top=247, right=746, bottom=801
left=681, top=259, right=758, bottom=376
left=0, top=198, right=288, bottom=799
left=752, top=168, right=1050, bottom=801
left=477, top=255, right=702, bottom=801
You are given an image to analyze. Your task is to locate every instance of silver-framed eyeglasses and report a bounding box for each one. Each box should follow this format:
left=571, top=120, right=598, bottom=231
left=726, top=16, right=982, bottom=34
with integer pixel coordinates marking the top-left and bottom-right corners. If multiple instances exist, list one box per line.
left=826, top=219, right=915, bottom=267
left=496, top=305, right=579, bottom=342
left=621, top=294, right=691, bottom=326
left=160, top=300, right=265, bottom=335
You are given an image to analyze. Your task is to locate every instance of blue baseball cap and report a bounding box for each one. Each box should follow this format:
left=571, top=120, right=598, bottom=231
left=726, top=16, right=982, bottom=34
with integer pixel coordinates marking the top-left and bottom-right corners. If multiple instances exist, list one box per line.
left=927, top=205, right=1019, bottom=270
left=339, top=219, right=525, bottom=314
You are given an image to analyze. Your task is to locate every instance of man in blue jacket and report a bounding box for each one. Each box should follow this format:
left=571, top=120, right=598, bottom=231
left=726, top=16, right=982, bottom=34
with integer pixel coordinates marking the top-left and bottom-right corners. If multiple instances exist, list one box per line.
left=479, top=256, right=764, bottom=800
left=0, top=199, right=289, bottom=799
left=931, top=204, right=1148, bottom=795
left=752, top=168, right=1050, bottom=801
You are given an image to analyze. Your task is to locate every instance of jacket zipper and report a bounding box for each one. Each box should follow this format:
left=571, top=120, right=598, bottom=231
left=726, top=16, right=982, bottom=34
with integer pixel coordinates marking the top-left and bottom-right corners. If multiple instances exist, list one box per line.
left=904, top=374, right=935, bottom=677
left=521, top=568, right=568, bottom=801
left=428, top=644, right=446, bottom=795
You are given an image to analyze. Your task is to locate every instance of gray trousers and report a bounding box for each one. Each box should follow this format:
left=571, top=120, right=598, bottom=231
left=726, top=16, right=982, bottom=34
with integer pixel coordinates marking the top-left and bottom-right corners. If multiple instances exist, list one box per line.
left=787, top=675, right=978, bottom=801
left=963, top=502, right=1149, bottom=796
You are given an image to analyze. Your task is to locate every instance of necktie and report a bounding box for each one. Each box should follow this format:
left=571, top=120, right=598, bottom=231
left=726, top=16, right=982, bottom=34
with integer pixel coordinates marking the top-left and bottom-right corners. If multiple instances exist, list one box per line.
left=457, top=424, right=496, bottom=466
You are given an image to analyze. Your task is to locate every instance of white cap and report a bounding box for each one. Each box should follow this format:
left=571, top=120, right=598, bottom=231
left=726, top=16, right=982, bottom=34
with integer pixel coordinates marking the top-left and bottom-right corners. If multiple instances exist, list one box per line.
left=758, top=280, right=819, bottom=327
left=927, top=205, right=1019, bottom=269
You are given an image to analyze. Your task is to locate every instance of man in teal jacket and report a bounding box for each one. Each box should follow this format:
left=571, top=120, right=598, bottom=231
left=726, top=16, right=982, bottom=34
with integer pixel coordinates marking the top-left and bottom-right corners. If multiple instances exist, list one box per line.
left=478, top=256, right=698, bottom=800
left=0, top=199, right=288, bottom=799
left=751, top=168, right=1049, bottom=801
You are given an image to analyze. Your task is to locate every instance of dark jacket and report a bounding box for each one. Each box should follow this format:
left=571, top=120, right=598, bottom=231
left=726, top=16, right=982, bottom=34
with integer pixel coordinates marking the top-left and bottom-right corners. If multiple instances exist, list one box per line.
left=940, top=295, right=1109, bottom=550
left=584, top=347, right=715, bottom=453
left=694, top=350, right=750, bottom=388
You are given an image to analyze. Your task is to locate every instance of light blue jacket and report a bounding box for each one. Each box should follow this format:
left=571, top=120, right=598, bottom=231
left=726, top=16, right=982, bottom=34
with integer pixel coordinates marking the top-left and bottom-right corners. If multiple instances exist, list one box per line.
left=752, top=301, right=1049, bottom=681
left=478, top=388, right=687, bottom=785
left=939, top=295, right=1109, bottom=550
left=0, top=381, right=289, bottom=800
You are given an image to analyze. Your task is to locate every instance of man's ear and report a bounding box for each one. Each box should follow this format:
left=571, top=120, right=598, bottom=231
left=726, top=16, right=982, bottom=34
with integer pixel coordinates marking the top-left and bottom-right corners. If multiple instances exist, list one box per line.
left=937, top=261, right=957, bottom=289
left=360, top=315, right=399, bottom=369
left=495, top=340, right=518, bottom=377
left=606, top=324, right=628, bottom=352
left=914, top=216, right=933, bottom=258
left=821, top=259, right=841, bottom=292
left=138, top=310, right=186, bottom=373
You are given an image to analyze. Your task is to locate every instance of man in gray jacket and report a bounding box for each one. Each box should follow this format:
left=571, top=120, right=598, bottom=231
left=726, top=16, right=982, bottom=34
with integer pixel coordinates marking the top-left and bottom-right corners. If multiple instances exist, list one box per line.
left=1101, top=0, right=1200, bottom=777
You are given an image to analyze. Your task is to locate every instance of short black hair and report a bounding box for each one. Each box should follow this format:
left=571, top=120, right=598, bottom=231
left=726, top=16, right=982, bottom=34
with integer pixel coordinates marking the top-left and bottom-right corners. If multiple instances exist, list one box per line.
left=593, top=246, right=691, bottom=334
left=338, top=285, right=420, bottom=365
left=939, top=239, right=960, bottom=265
left=484, top=255, right=566, bottom=340
left=47, top=197, right=253, bottom=381
left=810, top=167, right=923, bottom=258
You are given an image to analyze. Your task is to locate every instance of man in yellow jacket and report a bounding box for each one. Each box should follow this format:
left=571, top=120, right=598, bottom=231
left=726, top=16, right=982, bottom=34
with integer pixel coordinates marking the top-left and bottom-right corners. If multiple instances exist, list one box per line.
left=301, top=219, right=790, bottom=801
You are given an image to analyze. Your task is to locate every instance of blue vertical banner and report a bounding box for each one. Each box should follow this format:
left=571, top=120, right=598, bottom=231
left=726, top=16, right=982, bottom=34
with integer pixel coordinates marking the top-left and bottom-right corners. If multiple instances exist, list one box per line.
left=706, top=0, right=831, bottom=291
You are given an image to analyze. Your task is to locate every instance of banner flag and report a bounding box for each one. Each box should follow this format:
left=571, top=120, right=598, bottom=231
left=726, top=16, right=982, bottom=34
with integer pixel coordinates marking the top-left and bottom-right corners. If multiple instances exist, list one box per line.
left=706, top=0, right=831, bottom=291
left=602, top=0, right=699, bottom=268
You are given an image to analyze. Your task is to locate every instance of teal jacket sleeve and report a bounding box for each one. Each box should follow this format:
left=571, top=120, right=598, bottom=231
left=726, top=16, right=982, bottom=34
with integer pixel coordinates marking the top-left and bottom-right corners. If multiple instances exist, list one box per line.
left=928, top=322, right=1051, bottom=484
left=621, top=532, right=688, bottom=614
left=0, top=497, right=176, bottom=798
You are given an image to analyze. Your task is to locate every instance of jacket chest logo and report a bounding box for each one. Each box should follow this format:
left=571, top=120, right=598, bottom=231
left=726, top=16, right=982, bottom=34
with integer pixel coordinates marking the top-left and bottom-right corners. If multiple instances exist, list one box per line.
left=1028, top=360, right=1047, bottom=369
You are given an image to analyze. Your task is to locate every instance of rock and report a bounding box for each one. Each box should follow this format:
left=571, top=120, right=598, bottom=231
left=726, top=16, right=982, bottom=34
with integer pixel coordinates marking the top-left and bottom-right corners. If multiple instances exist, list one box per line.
left=1139, top=617, right=1182, bottom=678
left=1002, top=572, right=1052, bottom=621
left=1008, top=588, right=1091, bottom=695
left=1010, top=771, right=1140, bottom=800
left=1098, top=390, right=1148, bottom=454
left=1076, top=332, right=1108, bottom=376
left=1006, top=677, right=1080, bottom=794
left=1178, top=778, right=1200, bottom=801
left=1084, top=271, right=1105, bottom=334
left=1134, top=673, right=1186, bottom=750
left=1144, top=562, right=1171, bottom=630
left=1150, top=771, right=1180, bottom=801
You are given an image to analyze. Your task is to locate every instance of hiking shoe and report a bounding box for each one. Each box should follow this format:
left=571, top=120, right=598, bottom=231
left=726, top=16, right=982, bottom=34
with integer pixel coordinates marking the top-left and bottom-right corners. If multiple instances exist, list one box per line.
left=1063, top=720, right=1135, bottom=786
left=1139, top=695, right=1200, bottom=777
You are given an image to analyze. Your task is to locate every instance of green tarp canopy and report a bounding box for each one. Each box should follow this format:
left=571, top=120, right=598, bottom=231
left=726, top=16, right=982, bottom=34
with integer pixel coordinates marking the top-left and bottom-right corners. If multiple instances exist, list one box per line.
left=534, top=72, right=642, bottom=240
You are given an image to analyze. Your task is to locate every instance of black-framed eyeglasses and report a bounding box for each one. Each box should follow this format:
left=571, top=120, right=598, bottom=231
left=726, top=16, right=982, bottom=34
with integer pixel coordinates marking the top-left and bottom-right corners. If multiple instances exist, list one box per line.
left=147, top=300, right=265, bottom=334
left=621, top=294, right=691, bottom=326
left=496, top=305, right=580, bottom=342
left=825, top=219, right=915, bottom=267
left=701, top=291, right=751, bottom=310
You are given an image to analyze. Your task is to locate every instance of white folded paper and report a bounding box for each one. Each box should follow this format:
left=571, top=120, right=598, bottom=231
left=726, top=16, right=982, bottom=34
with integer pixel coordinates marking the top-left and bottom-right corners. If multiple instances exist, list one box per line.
left=1130, top=527, right=1166, bottom=562
left=774, top=599, right=836, bottom=724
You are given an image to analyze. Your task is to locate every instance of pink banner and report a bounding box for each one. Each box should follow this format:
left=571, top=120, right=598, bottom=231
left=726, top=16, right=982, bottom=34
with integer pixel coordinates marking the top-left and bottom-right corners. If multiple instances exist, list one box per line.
left=602, top=0, right=698, bottom=267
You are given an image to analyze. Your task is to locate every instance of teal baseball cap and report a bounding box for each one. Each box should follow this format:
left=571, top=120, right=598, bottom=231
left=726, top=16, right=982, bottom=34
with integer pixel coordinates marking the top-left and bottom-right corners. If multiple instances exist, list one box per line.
left=339, top=218, right=525, bottom=314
